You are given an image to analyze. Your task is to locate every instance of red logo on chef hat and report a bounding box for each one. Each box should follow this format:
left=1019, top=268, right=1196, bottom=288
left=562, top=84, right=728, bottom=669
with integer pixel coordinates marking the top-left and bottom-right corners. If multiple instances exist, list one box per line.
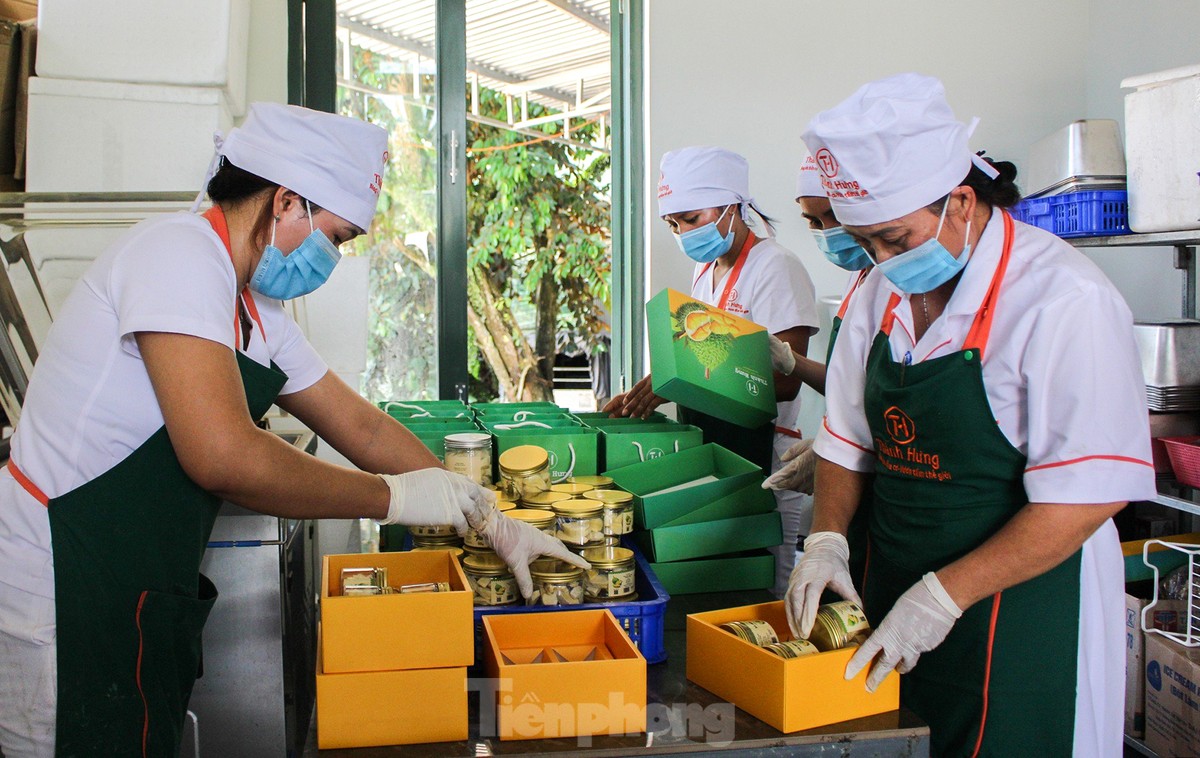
left=815, top=149, right=839, bottom=179
left=883, top=406, right=916, bottom=445
left=657, top=171, right=672, bottom=199
left=369, top=150, right=391, bottom=196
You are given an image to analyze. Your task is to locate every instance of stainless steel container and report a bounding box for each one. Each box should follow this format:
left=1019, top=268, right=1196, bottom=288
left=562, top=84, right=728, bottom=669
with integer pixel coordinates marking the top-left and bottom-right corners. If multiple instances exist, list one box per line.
left=1134, top=320, right=1200, bottom=387
left=1024, top=119, right=1127, bottom=198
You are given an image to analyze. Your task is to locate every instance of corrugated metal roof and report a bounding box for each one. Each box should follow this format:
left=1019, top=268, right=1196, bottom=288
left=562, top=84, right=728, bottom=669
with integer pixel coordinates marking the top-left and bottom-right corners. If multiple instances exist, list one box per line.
left=337, top=0, right=611, bottom=112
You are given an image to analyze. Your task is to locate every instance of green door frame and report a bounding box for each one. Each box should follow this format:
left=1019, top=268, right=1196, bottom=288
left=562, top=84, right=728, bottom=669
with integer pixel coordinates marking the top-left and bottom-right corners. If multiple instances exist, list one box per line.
left=610, top=0, right=645, bottom=398
left=288, top=0, right=644, bottom=403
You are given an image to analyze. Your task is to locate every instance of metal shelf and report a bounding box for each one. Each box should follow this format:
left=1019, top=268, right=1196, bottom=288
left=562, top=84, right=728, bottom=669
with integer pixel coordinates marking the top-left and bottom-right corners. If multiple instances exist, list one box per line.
left=1152, top=491, right=1200, bottom=518
left=1070, top=231, right=1200, bottom=248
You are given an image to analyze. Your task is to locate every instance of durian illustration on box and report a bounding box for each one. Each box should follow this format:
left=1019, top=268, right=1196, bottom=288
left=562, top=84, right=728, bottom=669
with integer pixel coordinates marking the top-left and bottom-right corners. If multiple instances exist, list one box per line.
left=671, top=301, right=747, bottom=378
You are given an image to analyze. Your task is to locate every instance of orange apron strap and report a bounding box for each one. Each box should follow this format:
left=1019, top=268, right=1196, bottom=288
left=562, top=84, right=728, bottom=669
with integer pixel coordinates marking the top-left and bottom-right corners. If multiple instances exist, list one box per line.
left=837, top=268, right=870, bottom=320
left=963, top=211, right=1015, bottom=360
left=879, top=292, right=902, bottom=336
left=691, top=232, right=758, bottom=309
left=202, top=205, right=268, bottom=345
left=8, top=459, right=49, bottom=507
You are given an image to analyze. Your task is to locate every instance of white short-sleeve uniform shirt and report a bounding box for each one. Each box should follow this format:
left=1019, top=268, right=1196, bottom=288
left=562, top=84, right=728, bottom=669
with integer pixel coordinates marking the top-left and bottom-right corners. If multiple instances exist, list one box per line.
left=0, top=212, right=328, bottom=620
left=815, top=206, right=1155, bottom=756
left=690, top=236, right=820, bottom=434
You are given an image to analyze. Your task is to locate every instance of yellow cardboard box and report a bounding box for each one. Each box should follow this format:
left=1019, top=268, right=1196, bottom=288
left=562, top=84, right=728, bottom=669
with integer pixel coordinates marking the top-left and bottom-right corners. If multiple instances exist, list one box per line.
left=321, top=551, right=473, bottom=673
left=686, top=601, right=899, bottom=733
left=315, top=625, right=467, bottom=749
left=482, top=609, right=646, bottom=740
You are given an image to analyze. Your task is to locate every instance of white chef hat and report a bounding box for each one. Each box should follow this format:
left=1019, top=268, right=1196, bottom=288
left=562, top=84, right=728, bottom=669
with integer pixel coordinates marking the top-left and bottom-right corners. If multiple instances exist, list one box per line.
left=801, top=73, right=996, bottom=227
left=657, top=146, right=766, bottom=223
left=194, top=102, right=389, bottom=231
left=795, top=150, right=825, bottom=200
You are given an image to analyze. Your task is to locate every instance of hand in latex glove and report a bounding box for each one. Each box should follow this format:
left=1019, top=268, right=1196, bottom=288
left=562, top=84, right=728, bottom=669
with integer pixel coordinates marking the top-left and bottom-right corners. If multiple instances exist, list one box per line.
left=477, top=508, right=591, bottom=598
left=785, top=532, right=863, bottom=640
left=763, top=438, right=816, bottom=494
left=377, top=468, right=494, bottom=536
left=768, top=334, right=797, bottom=376
left=845, top=572, right=962, bottom=692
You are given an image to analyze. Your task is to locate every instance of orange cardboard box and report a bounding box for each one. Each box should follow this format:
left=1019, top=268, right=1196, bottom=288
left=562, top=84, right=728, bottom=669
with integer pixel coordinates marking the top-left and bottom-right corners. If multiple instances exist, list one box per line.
left=687, top=601, right=900, bottom=733
left=315, top=625, right=467, bottom=749
left=483, top=609, right=646, bottom=740
left=321, top=550, right=473, bottom=673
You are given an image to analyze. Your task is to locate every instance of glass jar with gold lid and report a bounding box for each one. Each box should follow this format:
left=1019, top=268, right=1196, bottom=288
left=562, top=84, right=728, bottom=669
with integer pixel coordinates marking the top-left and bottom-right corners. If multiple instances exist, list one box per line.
left=520, top=491, right=572, bottom=511
left=464, top=499, right=516, bottom=548
left=498, top=445, right=551, bottom=499
left=409, top=523, right=458, bottom=539
left=566, top=475, right=613, bottom=490
left=550, top=482, right=593, bottom=497
left=503, top=508, right=556, bottom=536
left=462, top=553, right=518, bottom=606
left=585, top=489, right=635, bottom=536
left=580, top=546, right=636, bottom=600
left=527, top=559, right=586, bottom=606
left=552, top=499, right=605, bottom=546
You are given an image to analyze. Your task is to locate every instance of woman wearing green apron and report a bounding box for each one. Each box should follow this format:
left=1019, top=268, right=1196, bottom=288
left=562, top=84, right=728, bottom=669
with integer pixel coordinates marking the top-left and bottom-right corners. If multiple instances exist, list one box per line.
left=789, top=74, right=1154, bottom=757
left=0, top=104, right=583, bottom=757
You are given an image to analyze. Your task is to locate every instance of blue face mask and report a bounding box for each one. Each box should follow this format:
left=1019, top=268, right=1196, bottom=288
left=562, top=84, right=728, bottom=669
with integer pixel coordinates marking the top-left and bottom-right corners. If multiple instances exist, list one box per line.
left=674, top=205, right=737, bottom=263
left=812, top=226, right=873, bottom=271
left=874, top=202, right=973, bottom=295
left=249, top=200, right=342, bottom=300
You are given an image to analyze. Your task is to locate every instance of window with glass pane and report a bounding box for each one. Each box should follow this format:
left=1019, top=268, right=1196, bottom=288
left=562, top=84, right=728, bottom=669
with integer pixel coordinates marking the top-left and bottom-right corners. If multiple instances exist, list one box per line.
left=464, top=0, right=612, bottom=410
left=336, top=1, right=440, bottom=401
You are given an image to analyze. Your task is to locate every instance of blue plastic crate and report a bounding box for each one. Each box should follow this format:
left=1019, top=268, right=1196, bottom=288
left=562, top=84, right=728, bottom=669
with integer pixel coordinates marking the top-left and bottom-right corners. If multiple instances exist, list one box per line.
left=471, top=542, right=669, bottom=665
left=1010, top=189, right=1130, bottom=238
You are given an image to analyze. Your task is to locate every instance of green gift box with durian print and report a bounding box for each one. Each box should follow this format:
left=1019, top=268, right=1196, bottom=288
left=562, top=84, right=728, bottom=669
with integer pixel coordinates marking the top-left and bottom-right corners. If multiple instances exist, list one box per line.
left=646, top=288, right=776, bottom=428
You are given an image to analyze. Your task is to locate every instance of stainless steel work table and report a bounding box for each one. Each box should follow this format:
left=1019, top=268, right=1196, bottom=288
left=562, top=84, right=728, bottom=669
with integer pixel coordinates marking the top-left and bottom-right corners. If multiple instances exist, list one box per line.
left=303, top=589, right=930, bottom=757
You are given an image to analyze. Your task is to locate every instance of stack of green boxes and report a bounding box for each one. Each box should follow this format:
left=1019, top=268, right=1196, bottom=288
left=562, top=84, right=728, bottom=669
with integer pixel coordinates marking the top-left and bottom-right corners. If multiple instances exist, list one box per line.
left=572, top=412, right=704, bottom=471
left=607, top=443, right=781, bottom=595
left=475, top=403, right=601, bottom=483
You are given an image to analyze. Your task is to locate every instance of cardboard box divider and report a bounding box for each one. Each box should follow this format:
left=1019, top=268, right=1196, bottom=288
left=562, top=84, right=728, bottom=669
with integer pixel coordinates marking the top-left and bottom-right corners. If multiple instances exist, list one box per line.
left=321, top=551, right=474, bottom=674
left=687, top=601, right=899, bottom=733
left=483, top=609, right=646, bottom=740
left=607, top=443, right=763, bottom=529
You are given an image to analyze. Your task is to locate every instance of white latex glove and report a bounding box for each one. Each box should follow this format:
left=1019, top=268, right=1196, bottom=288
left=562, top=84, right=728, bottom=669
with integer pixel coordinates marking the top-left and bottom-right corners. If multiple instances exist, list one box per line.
left=785, top=531, right=863, bottom=640
left=845, top=572, right=962, bottom=692
left=476, top=507, right=591, bottom=599
left=377, top=468, right=494, bottom=535
left=763, top=438, right=816, bottom=494
left=768, top=334, right=797, bottom=376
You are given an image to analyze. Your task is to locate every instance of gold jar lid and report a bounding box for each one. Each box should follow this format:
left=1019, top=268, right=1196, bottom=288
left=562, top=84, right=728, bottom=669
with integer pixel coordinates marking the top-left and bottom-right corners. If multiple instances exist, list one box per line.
left=585, top=489, right=633, bottom=506
left=461, top=543, right=495, bottom=558
left=411, top=533, right=463, bottom=546
left=498, top=445, right=549, bottom=475
left=550, top=482, right=593, bottom=496
left=580, top=545, right=634, bottom=567
left=553, top=499, right=604, bottom=517
left=529, top=559, right=585, bottom=580
left=496, top=500, right=517, bottom=512
left=505, top=508, right=555, bottom=527
left=491, top=487, right=517, bottom=503
left=566, top=475, right=613, bottom=488
left=462, top=553, right=512, bottom=576
left=521, top=491, right=572, bottom=508
left=444, top=432, right=492, bottom=450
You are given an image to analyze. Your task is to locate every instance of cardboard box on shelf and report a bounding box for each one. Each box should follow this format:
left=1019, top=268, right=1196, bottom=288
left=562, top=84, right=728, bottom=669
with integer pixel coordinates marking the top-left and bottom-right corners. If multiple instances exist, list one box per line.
left=646, top=288, right=776, bottom=429
left=648, top=550, right=775, bottom=595
left=687, top=601, right=899, bottom=733
left=482, top=609, right=646, bottom=740
left=315, top=626, right=467, bottom=749
left=607, top=443, right=763, bottom=529
left=633, top=511, right=782, bottom=563
left=320, top=551, right=474, bottom=674
left=1144, top=633, right=1200, bottom=757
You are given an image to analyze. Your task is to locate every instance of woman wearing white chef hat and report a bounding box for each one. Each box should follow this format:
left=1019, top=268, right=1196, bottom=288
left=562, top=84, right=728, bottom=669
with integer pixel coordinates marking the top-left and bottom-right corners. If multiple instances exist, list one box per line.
left=604, top=145, right=821, bottom=597
left=790, top=73, right=1153, bottom=756
left=0, top=103, right=584, bottom=757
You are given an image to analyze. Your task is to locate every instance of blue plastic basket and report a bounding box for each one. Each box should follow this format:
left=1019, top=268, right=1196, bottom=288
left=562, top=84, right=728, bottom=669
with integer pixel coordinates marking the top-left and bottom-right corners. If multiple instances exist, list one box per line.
left=1010, top=189, right=1130, bottom=238
left=471, top=542, right=669, bottom=665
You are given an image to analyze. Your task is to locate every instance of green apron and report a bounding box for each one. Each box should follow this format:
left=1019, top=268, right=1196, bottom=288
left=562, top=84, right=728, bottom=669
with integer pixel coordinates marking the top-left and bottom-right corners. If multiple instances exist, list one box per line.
left=829, top=267, right=871, bottom=589
left=861, top=212, right=1081, bottom=757
left=22, top=208, right=290, bottom=757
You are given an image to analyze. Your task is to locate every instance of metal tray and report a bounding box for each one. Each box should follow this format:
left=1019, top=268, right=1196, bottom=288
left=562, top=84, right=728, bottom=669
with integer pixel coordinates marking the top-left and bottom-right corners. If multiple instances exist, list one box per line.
left=1024, top=119, right=1126, bottom=199
left=1135, top=320, right=1200, bottom=388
